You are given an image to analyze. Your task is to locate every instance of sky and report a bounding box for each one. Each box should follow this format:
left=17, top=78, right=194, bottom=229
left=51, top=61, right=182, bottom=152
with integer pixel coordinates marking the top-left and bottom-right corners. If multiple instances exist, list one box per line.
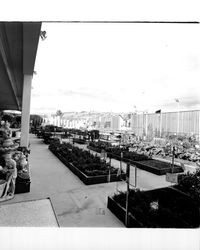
left=31, top=23, right=200, bottom=115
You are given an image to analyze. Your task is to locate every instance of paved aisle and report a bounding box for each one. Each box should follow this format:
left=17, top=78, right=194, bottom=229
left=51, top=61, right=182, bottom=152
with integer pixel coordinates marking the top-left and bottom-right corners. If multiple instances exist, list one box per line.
left=2, top=134, right=124, bottom=227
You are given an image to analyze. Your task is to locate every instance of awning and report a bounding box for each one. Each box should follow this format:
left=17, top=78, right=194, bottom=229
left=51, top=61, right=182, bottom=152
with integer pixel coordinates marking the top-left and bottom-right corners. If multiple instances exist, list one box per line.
left=0, top=22, right=41, bottom=111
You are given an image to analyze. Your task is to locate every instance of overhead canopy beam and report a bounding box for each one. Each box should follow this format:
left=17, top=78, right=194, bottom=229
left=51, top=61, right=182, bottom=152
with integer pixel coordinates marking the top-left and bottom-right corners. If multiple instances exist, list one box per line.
left=0, top=22, right=41, bottom=111
left=0, top=23, right=21, bottom=110
left=23, top=22, right=41, bottom=75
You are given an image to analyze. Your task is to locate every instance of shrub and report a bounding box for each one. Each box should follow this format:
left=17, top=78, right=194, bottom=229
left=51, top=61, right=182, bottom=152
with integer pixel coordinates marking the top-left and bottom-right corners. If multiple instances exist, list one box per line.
left=49, top=141, right=120, bottom=176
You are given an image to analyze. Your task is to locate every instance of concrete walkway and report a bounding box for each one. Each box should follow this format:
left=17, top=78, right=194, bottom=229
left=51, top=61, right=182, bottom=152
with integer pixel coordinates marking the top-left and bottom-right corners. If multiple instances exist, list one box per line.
left=2, top=135, right=124, bottom=227
left=1, top=135, right=173, bottom=227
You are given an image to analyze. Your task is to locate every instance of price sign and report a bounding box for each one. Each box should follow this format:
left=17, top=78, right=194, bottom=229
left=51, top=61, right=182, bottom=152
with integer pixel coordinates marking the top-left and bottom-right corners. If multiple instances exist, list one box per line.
left=180, top=163, right=185, bottom=171
left=100, top=150, right=107, bottom=159
left=166, top=173, right=178, bottom=184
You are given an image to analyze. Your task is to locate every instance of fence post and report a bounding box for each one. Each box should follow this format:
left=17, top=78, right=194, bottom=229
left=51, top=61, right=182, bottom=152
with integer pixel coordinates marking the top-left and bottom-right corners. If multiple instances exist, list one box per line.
left=125, top=162, right=130, bottom=227
left=135, top=164, right=137, bottom=188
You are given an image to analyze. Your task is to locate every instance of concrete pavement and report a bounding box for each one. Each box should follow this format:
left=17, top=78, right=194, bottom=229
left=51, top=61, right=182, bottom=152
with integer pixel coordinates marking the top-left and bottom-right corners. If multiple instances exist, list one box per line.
left=1, top=135, right=172, bottom=227
left=1, top=135, right=124, bottom=227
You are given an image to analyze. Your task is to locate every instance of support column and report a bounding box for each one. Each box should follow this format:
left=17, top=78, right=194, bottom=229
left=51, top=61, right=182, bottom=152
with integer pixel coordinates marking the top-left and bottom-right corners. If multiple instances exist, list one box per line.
left=20, top=75, right=32, bottom=148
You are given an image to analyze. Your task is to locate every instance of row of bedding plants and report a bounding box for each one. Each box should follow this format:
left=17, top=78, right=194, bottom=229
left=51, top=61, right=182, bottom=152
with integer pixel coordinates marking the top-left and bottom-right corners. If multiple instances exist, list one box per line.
left=49, top=140, right=125, bottom=184
left=108, top=168, right=200, bottom=228
left=35, top=125, right=65, bottom=143
left=88, top=141, right=150, bottom=161
left=130, top=135, right=200, bottom=164
left=132, top=159, right=184, bottom=175
left=175, top=169, right=200, bottom=205
left=88, top=141, right=183, bottom=175
left=108, top=186, right=199, bottom=228
left=72, top=137, right=86, bottom=144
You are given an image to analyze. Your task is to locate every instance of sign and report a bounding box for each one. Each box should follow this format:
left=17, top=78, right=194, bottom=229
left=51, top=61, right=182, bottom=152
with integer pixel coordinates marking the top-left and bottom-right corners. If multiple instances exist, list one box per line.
left=100, top=150, right=107, bottom=159
left=166, top=173, right=178, bottom=184
left=180, top=163, right=185, bottom=171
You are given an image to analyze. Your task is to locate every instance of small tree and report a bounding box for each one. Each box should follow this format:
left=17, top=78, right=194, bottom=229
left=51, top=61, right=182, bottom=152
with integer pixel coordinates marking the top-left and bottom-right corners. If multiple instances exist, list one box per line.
left=56, top=110, right=63, bottom=127
left=56, top=110, right=62, bottom=117
left=30, top=114, right=43, bottom=127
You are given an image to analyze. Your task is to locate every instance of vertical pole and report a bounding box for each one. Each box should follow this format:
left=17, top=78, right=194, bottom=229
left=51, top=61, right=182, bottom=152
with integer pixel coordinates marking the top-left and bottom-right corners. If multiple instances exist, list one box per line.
left=125, top=162, right=130, bottom=227
left=109, top=156, right=111, bottom=165
left=177, top=103, right=180, bottom=135
left=136, top=113, right=138, bottom=138
left=142, top=112, right=144, bottom=138
left=175, top=100, right=180, bottom=135
left=135, top=164, right=137, bottom=188
left=199, top=110, right=200, bottom=142
left=172, top=146, right=175, bottom=174
left=145, top=113, right=148, bottom=139
left=120, top=151, right=123, bottom=174
left=20, top=75, right=32, bottom=148
left=160, top=112, right=162, bottom=138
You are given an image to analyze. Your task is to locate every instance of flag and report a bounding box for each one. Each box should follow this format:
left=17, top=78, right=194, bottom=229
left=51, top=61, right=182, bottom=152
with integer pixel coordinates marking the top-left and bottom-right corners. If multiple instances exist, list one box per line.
left=155, top=109, right=161, bottom=114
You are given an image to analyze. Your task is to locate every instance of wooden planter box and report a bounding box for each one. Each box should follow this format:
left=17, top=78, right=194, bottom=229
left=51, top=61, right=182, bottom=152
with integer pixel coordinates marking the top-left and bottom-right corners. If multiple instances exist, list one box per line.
left=15, top=180, right=31, bottom=194
left=131, top=160, right=183, bottom=175
left=87, top=146, right=183, bottom=175
left=87, top=146, right=102, bottom=153
left=107, top=187, right=200, bottom=228
left=107, top=196, right=142, bottom=228
left=171, top=185, right=200, bottom=207
left=49, top=149, right=126, bottom=185
left=73, top=138, right=86, bottom=144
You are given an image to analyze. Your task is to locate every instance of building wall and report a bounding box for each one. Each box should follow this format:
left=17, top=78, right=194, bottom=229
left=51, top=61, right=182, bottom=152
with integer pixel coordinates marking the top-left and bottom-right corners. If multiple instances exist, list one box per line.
left=111, top=116, right=120, bottom=130
left=60, top=114, right=130, bottom=132
left=131, top=110, right=200, bottom=140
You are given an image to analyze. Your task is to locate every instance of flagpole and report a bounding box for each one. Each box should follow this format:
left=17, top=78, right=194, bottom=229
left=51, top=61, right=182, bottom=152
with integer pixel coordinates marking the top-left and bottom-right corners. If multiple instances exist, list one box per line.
left=160, top=111, right=162, bottom=138
left=125, top=163, right=130, bottom=227
left=175, top=99, right=180, bottom=135
left=120, top=151, right=123, bottom=174
left=145, top=112, right=148, bottom=139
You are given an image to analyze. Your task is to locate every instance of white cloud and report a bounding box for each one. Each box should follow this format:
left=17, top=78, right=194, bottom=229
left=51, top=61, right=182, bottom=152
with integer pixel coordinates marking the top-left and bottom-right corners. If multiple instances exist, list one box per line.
left=31, top=23, right=200, bottom=114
